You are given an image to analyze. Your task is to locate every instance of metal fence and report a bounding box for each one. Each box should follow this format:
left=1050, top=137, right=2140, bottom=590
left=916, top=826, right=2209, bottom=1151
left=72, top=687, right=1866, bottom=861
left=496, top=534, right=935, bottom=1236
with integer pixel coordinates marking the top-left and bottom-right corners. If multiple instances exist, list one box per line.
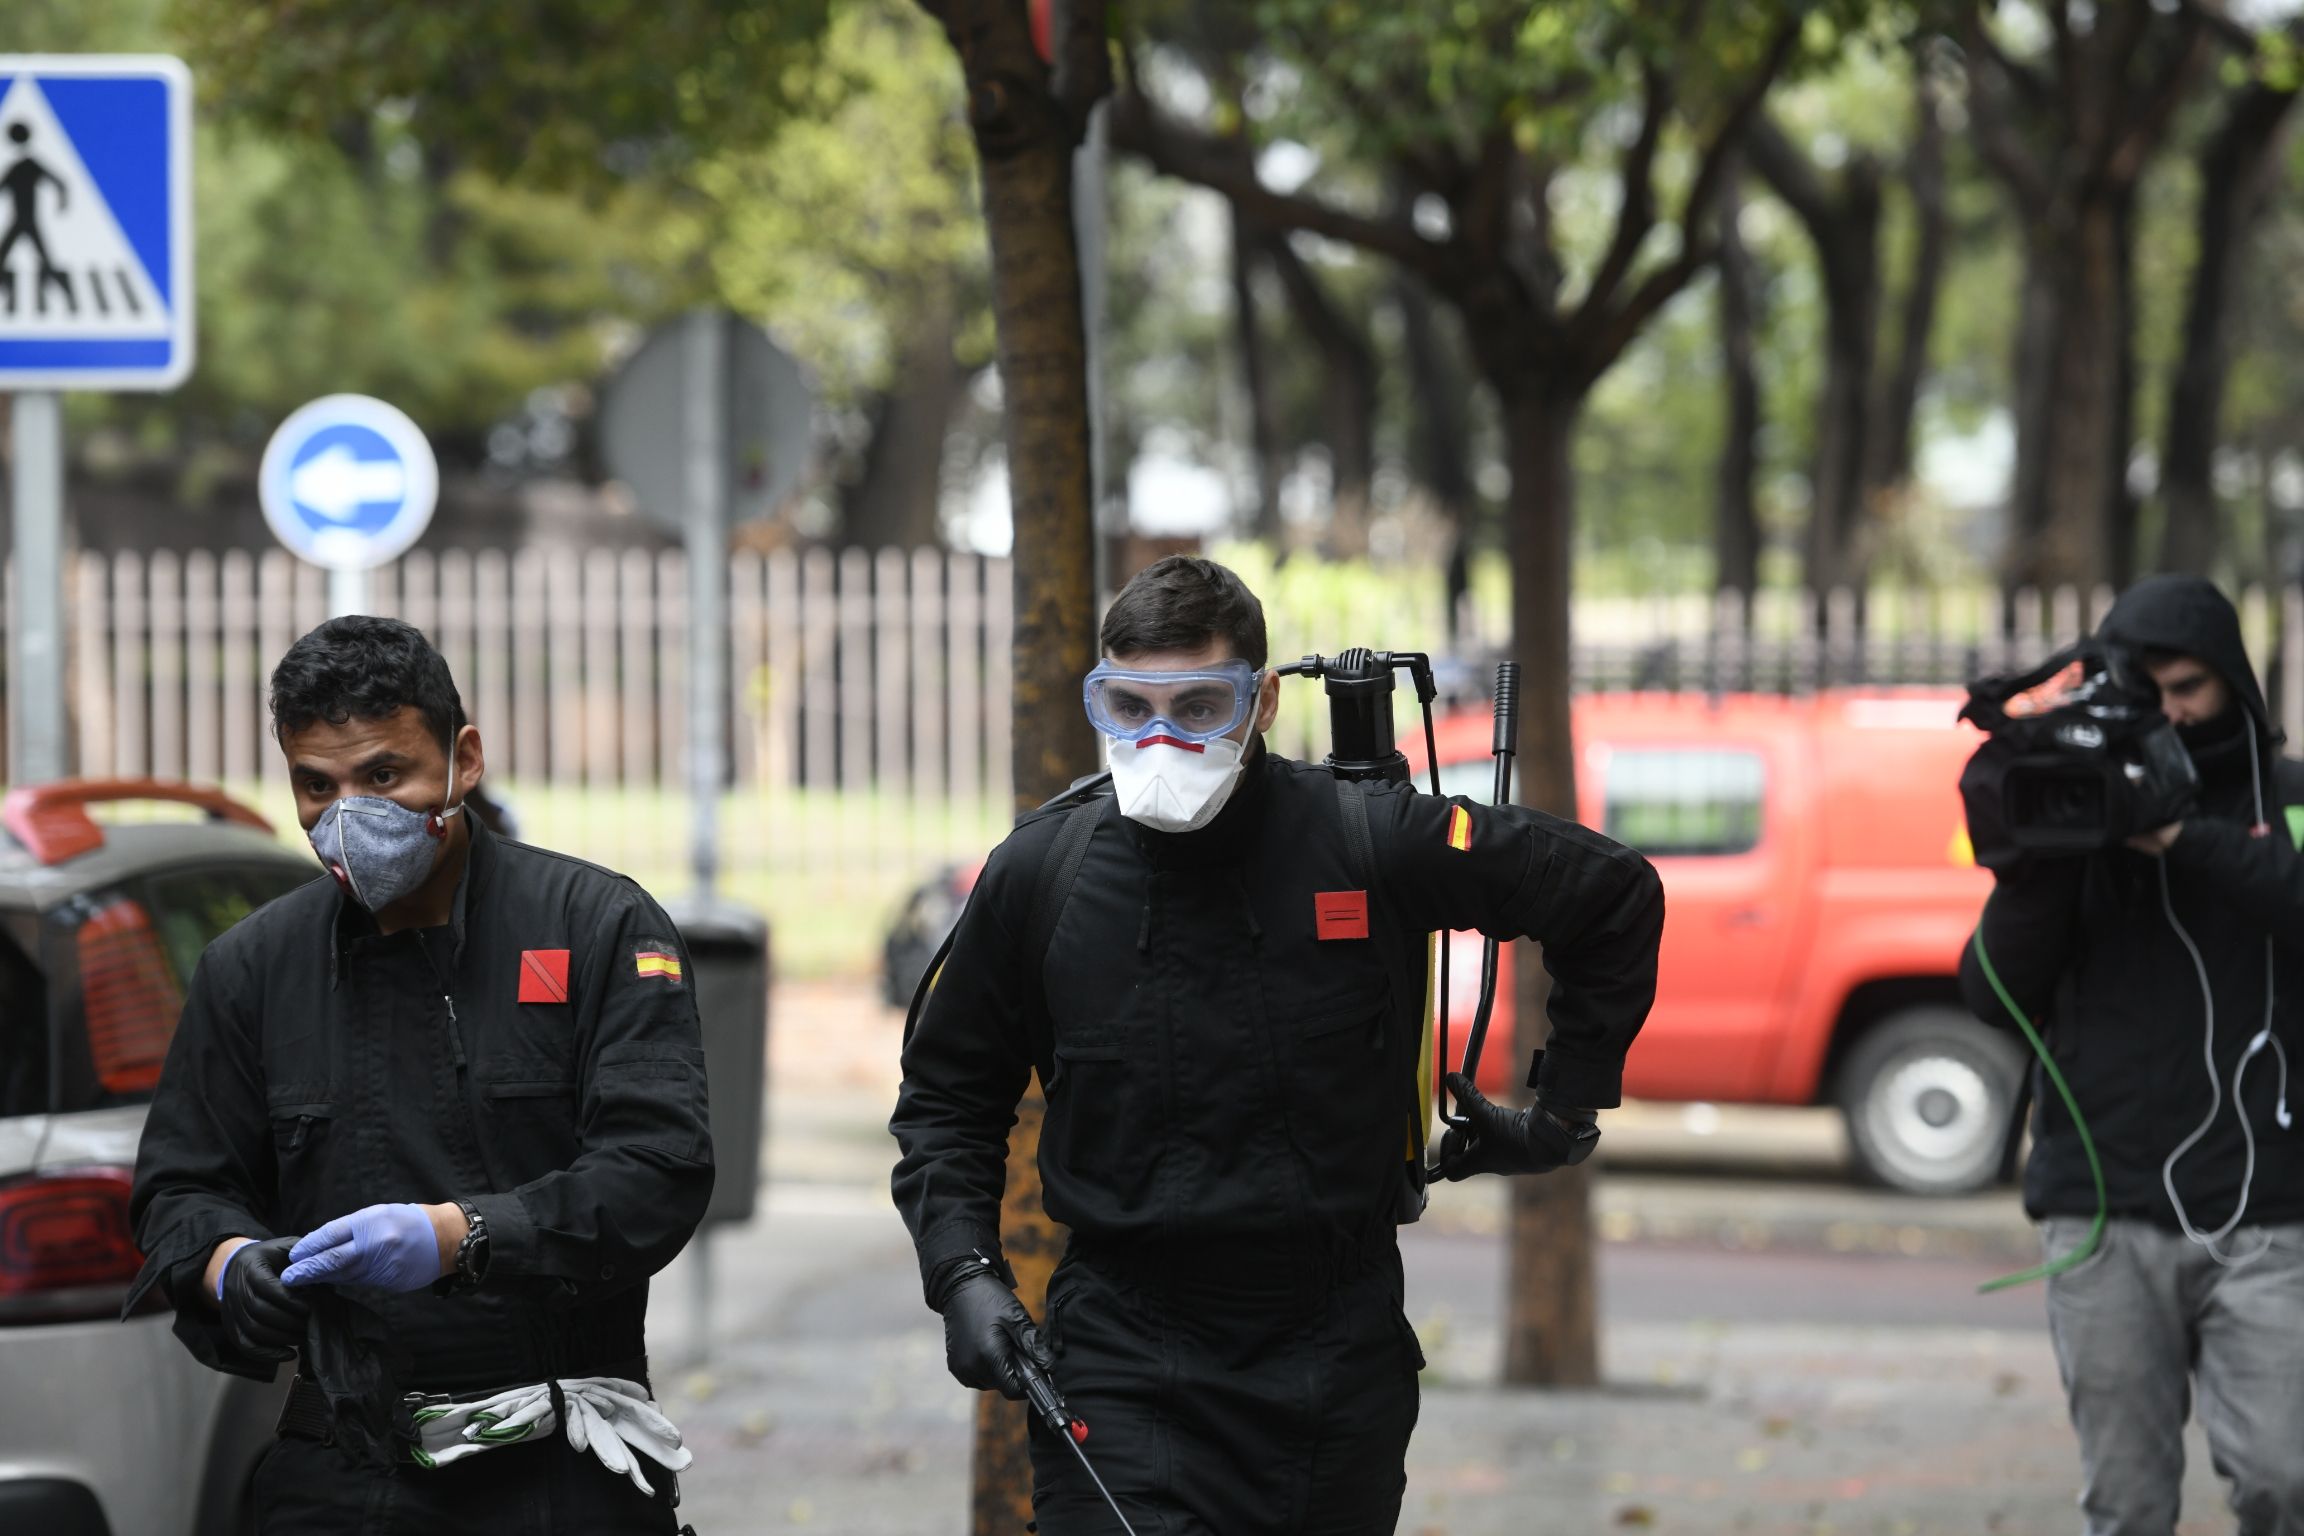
left=7, top=549, right=2303, bottom=973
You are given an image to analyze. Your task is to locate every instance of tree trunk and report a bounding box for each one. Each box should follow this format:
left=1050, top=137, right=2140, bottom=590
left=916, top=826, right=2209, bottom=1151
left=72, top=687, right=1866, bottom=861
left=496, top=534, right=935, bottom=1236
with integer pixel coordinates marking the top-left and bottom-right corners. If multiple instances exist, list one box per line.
left=1793, top=170, right=1881, bottom=597
left=1498, top=378, right=1597, bottom=1389
left=844, top=289, right=969, bottom=549
left=1231, top=207, right=1284, bottom=545
left=1263, top=231, right=1377, bottom=559
left=1398, top=272, right=1477, bottom=642
left=2007, top=188, right=2130, bottom=591
left=1864, top=70, right=1946, bottom=500
left=923, top=2, right=1103, bottom=1527
left=2159, top=81, right=2300, bottom=575
left=1713, top=167, right=1763, bottom=600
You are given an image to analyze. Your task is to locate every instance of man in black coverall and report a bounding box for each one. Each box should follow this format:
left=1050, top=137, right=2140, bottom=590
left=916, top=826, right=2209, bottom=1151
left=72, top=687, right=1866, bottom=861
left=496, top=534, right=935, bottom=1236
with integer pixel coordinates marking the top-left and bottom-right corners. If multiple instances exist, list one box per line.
left=1958, top=575, right=2304, bottom=1535
left=891, top=556, right=1666, bottom=1534
left=129, top=617, right=713, bottom=1535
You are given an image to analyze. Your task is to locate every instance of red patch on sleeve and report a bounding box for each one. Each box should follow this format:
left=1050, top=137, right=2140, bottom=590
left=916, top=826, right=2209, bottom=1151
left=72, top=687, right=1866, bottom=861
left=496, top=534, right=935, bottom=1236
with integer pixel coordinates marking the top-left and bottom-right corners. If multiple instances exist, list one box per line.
left=1315, top=890, right=1370, bottom=941
left=518, top=949, right=571, bottom=1004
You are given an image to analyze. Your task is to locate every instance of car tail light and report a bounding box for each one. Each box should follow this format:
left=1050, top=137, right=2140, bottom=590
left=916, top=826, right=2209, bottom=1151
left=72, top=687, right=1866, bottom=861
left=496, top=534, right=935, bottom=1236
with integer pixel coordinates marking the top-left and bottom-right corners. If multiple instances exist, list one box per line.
left=0, top=1166, right=150, bottom=1325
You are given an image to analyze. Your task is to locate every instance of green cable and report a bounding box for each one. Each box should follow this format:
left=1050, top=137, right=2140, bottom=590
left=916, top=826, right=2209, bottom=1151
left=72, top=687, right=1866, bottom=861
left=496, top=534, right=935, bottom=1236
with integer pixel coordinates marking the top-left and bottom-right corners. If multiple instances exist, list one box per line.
left=1972, top=930, right=2109, bottom=1292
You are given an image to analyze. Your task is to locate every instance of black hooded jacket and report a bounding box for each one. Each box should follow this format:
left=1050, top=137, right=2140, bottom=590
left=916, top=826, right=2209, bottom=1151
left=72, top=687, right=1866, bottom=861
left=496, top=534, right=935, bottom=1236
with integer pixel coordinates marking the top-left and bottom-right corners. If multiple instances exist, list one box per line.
left=1958, top=575, right=2304, bottom=1229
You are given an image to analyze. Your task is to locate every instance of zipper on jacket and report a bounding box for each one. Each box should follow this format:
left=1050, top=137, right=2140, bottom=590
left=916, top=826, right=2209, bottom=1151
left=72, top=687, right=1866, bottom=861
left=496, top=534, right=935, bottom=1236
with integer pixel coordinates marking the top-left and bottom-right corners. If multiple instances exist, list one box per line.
left=441, top=993, right=466, bottom=1070
left=288, top=1114, right=317, bottom=1151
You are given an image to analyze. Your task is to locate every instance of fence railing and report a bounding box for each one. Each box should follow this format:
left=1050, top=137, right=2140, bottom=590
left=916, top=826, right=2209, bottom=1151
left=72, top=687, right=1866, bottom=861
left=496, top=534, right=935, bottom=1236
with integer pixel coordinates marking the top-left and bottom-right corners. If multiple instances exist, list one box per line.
left=7, top=548, right=2302, bottom=974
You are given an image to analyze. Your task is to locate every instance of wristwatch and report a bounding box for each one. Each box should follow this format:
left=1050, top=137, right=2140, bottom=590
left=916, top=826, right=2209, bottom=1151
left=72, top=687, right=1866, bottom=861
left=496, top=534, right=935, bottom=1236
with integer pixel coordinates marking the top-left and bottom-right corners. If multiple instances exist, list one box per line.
left=437, top=1199, right=490, bottom=1294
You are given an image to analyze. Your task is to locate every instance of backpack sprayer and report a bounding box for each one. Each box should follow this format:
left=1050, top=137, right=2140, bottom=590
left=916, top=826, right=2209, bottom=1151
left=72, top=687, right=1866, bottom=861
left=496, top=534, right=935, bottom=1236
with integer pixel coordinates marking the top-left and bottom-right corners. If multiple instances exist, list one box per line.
left=1269, top=650, right=1523, bottom=1136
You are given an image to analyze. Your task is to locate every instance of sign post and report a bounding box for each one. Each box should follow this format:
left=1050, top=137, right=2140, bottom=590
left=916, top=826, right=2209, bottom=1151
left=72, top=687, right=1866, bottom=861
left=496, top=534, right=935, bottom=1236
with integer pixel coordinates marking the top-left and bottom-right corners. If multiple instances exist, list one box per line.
left=601, top=309, right=811, bottom=1366
left=258, top=394, right=440, bottom=617
left=600, top=309, right=812, bottom=898
left=0, top=55, right=193, bottom=785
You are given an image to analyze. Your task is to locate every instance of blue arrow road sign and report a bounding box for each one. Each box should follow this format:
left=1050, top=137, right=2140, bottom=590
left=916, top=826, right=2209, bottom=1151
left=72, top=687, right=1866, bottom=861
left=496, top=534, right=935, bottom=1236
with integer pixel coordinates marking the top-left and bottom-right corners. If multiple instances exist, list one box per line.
left=259, top=395, right=440, bottom=572
left=0, top=56, right=192, bottom=391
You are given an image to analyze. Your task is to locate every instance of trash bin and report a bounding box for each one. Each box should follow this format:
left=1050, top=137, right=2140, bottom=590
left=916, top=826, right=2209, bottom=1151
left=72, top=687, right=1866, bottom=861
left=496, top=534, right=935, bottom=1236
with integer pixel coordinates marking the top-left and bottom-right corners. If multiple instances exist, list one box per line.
left=663, top=895, right=769, bottom=1227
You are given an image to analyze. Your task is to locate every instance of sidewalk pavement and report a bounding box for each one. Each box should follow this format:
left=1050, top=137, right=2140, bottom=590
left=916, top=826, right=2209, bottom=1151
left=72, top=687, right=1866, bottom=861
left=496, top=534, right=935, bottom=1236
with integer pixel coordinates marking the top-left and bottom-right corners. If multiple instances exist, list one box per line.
left=654, top=981, right=2231, bottom=1533
left=650, top=1186, right=2235, bottom=1536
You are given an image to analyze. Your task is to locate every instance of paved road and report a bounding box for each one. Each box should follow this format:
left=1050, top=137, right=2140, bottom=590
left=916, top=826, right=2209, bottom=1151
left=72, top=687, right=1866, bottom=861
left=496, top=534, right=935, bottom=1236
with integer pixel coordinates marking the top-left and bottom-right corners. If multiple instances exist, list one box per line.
left=652, top=982, right=2235, bottom=1533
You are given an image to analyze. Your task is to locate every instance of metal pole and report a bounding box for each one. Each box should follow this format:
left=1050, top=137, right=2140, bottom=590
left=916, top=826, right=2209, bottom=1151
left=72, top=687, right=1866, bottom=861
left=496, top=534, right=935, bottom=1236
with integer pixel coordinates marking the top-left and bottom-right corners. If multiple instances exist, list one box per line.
left=684, top=309, right=729, bottom=899
left=687, top=1227, right=715, bottom=1368
left=8, top=392, right=66, bottom=785
left=327, top=565, right=370, bottom=619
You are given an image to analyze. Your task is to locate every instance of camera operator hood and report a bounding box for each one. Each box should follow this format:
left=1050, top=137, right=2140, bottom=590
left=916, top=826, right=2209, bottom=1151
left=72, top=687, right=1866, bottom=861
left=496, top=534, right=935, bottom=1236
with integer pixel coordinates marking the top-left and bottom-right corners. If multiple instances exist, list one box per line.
left=2097, top=573, right=2279, bottom=765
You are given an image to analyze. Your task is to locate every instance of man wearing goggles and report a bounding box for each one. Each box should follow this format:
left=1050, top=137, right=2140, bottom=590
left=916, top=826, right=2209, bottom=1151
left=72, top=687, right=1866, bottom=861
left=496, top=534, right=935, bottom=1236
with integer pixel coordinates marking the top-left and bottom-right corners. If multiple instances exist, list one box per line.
left=892, top=555, right=1665, bottom=1535
left=1082, top=658, right=1268, bottom=832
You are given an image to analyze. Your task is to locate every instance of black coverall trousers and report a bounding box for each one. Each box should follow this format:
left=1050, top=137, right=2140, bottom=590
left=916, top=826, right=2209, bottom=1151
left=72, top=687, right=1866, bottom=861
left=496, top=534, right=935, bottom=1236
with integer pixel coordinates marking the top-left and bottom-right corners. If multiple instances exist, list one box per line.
left=253, top=1431, right=680, bottom=1536
left=1030, top=1240, right=1423, bottom=1536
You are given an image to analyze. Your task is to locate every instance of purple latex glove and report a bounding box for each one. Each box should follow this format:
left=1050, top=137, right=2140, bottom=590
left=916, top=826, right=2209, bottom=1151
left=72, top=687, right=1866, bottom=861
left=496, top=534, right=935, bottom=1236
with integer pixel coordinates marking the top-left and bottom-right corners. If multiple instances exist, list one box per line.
left=281, top=1202, right=441, bottom=1292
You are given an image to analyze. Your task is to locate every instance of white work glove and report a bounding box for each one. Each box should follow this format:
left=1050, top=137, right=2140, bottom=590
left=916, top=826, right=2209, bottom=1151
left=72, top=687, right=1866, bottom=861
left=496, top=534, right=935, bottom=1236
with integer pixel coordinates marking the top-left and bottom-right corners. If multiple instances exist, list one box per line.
left=409, top=1376, right=691, bottom=1496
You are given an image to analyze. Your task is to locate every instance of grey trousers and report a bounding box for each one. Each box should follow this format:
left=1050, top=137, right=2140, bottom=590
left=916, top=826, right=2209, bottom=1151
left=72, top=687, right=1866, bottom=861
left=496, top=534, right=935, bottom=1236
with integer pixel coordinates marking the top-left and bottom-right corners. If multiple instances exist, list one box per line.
left=2042, top=1216, right=2304, bottom=1536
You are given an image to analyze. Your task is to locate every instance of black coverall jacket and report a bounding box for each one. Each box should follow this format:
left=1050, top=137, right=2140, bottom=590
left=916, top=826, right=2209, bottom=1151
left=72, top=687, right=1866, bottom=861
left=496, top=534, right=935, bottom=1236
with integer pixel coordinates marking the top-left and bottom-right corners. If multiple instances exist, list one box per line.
left=129, top=821, right=713, bottom=1532
left=891, top=747, right=1664, bottom=1534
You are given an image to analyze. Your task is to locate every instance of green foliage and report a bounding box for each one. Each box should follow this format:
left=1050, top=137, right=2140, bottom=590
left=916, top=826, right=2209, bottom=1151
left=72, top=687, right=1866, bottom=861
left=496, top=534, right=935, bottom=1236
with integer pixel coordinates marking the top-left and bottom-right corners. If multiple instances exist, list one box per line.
left=179, top=128, right=704, bottom=443
left=169, top=0, right=834, bottom=185
left=693, top=0, right=989, bottom=407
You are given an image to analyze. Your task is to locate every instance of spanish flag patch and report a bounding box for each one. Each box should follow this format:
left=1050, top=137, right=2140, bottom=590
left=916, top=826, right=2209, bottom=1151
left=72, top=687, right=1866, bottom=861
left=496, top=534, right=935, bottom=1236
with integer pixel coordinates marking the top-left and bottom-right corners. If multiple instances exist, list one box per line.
left=1447, top=805, right=1473, bottom=851
left=634, top=948, right=684, bottom=984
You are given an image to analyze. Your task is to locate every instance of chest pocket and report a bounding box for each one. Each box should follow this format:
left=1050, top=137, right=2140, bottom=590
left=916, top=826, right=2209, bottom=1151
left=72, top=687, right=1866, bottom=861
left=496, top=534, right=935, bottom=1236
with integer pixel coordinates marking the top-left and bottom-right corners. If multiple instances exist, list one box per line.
left=1281, top=976, right=1399, bottom=1153
left=477, top=1063, right=582, bottom=1178
left=264, top=1089, right=337, bottom=1227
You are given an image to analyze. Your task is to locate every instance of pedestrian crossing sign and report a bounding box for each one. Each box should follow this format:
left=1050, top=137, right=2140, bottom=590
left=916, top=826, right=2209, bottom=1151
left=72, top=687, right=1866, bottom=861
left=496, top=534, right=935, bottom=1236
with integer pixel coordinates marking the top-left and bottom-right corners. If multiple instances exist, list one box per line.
left=0, top=56, right=192, bottom=391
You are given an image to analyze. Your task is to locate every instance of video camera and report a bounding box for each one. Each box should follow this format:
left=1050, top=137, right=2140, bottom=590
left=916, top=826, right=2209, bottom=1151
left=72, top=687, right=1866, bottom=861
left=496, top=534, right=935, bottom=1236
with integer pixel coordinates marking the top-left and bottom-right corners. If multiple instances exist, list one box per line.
left=1959, top=641, right=2198, bottom=862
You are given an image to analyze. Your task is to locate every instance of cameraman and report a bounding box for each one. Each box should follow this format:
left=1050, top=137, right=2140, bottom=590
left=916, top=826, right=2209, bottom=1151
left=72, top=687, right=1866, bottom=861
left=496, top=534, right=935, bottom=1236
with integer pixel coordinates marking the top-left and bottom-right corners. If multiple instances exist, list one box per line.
left=1958, top=574, right=2303, bottom=1536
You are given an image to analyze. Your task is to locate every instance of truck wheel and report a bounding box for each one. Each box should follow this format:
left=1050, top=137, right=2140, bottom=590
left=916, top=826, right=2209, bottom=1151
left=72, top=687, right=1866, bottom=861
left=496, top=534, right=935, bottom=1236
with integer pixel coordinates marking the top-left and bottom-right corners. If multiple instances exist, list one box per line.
left=1835, top=1008, right=2026, bottom=1196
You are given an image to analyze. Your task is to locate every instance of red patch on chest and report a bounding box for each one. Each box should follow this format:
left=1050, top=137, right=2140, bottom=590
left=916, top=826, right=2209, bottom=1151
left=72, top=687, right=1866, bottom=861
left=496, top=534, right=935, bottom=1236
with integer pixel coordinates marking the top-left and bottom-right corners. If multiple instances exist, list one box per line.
left=1315, top=890, right=1370, bottom=941
left=518, top=949, right=571, bottom=1004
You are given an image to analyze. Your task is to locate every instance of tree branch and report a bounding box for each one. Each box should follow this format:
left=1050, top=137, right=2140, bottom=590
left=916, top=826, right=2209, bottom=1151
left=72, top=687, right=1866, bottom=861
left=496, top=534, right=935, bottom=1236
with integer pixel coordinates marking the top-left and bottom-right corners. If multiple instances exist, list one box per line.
left=1052, top=0, right=1113, bottom=141
left=1961, top=13, right=2052, bottom=206
left=1743, top=114, right=1834, bottom=237
left=2105, top=12, right=2210, bottom=183
left=1107, top=86, right=1450, bottom=279
left=1582, top=61, right=1672, bottom=315
left=1578, top=17, right=1800, bottom=373
left=2177, top=0, right=2266, bottom=55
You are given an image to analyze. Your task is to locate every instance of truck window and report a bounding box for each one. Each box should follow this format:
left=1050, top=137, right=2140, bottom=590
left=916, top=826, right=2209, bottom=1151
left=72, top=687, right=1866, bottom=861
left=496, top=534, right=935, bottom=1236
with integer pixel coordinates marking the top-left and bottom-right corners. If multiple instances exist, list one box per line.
left=1604, top=748, right=1765, bottom=856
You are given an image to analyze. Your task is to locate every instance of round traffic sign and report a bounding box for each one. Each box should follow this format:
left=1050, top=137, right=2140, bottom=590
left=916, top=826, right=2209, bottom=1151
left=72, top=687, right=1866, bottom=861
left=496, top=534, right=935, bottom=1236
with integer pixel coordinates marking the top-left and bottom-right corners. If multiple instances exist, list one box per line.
left=258, top=394, right=440, bottom=571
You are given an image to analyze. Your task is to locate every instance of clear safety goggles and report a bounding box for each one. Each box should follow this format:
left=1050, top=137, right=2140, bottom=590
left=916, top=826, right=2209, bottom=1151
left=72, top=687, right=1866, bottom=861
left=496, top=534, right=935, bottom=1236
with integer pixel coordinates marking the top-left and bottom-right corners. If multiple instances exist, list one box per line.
left=1082, top=659, right=1263, bottom=746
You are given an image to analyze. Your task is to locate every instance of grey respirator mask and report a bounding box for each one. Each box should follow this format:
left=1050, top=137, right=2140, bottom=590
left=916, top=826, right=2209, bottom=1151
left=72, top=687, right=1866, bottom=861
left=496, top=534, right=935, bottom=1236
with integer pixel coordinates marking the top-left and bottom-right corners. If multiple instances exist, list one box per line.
left=309, top=796, right=464, bottom=911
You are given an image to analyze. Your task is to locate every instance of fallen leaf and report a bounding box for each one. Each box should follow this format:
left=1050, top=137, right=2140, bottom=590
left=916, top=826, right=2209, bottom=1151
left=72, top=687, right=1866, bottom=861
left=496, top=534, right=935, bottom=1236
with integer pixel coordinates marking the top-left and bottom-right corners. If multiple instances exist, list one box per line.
left=1616, top=1506, right=1657, bottom=1528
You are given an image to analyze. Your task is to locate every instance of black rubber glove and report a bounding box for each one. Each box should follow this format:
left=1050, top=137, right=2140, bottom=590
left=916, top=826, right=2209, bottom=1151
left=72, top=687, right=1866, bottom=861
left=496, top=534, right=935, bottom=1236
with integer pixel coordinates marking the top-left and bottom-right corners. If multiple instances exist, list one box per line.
left=937, top=1266, right=1050, bottom=1401
left=219, top=1236, right=312, bottom=1361
left=1437, top=1073, right=1600, bottom=1181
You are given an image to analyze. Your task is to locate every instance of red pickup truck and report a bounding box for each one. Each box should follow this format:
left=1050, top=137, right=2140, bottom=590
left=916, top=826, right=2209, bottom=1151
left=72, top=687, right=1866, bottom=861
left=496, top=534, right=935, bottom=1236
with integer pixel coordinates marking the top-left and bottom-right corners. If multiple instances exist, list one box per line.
left=1422, top=689, right=2005, bottom=1194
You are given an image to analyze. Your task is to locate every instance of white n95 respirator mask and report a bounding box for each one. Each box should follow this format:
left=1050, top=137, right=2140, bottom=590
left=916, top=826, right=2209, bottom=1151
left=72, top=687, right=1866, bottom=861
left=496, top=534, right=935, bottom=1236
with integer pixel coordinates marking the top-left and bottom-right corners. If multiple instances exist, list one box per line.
left=1108, top=735, right=1247, bottom=834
